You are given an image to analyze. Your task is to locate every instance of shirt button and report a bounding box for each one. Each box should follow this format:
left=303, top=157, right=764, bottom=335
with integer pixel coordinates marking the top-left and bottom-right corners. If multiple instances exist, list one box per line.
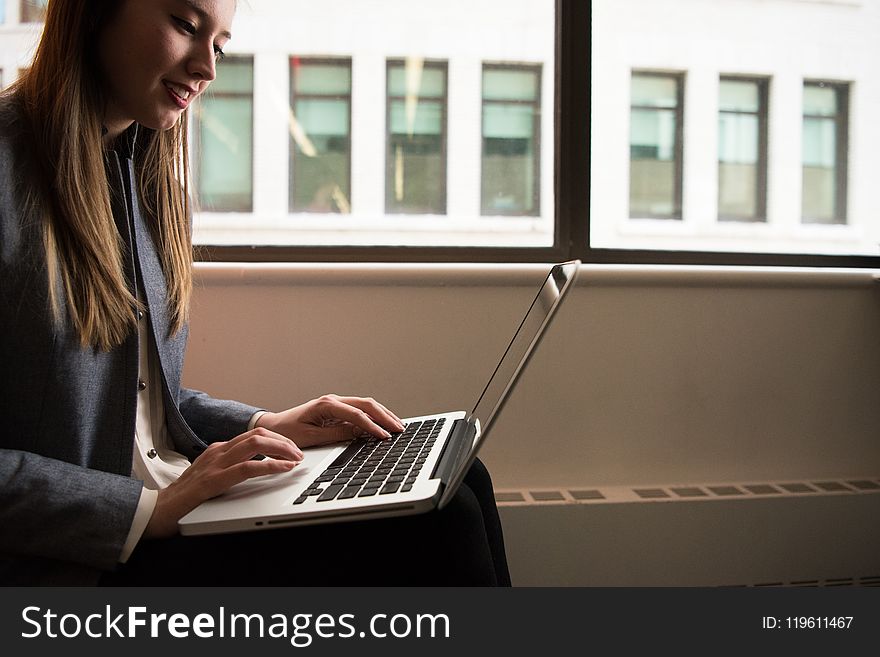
left=138, top=379, right=147, bottom=391
left=147, top=448, right=157, bottom=459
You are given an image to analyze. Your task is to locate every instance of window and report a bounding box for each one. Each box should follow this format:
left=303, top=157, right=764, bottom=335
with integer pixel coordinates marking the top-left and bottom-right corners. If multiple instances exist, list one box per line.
left=802, top=81, right=848, bottom=225
left=718, top=77, right=768, bottom=222
left=290, top=58, right=352, bottom=214
left=1, top=0, right=876, bottom=265
left=591, top=0, right=878, bottom=262
left=20, top=0, right=46, bottom=23
left=481, top=64, right=542, bottom=216
left=192, top=56, right=254, bottom=212
left=386, top=59, right=448, bottom=215
left=629, top=72, right=683, bottom=220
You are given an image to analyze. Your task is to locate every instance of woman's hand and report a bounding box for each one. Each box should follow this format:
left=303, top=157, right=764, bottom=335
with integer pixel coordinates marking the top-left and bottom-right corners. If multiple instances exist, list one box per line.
left=143, top=426, right=303, bottom=539
left=254, top=394, right=406, bottom=449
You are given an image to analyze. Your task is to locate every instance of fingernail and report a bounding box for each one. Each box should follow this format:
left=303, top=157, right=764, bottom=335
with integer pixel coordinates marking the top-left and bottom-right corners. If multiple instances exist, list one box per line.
left=383, top=430, right=392, bottom=438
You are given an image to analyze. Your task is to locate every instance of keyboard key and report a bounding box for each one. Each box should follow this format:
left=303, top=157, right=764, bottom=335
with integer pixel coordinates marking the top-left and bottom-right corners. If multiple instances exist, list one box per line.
left=358, top=488, right=379, bottom=497
left=293, top=496, right=308, bottom=504
left=317, top=484, right=345, bottom=502
left=380, top=482, right=401, bottom=495
left=338, top=486, right=362, bottom=500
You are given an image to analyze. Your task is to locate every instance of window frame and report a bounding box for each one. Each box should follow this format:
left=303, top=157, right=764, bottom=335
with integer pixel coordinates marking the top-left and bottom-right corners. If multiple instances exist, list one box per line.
left=801, top=79, right=849, bottom=226
left=628, top=70, right=685, bottom=221
left=717, top=75, right=769, bottom=223
left=384, top=58, right=449, bottom=216
left=198, top=0, right=879, bottom=268
left=289, top=56, right=354, bottom=214
left=480, top=61, right=543, bottom=218
left=191, top=54, right=255, bottom=213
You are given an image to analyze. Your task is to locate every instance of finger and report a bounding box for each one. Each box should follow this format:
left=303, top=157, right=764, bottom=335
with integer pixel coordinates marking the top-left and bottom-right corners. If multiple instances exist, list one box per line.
left=225, top=427, right=304, bottom=457
left=337, top=397, right=405, bottom=432
left=321, top=399, right=393, bottom=439
left=222, top=432, right=304, bottom=464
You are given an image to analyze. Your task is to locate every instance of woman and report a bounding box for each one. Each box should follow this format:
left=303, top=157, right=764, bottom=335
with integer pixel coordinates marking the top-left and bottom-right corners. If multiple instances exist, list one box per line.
left=0, top=0, right=510, bottom=586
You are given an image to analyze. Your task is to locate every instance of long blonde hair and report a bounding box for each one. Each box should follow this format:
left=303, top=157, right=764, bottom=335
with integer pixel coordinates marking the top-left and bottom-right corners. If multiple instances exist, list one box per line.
left=13, top=0, right=192, bottom=351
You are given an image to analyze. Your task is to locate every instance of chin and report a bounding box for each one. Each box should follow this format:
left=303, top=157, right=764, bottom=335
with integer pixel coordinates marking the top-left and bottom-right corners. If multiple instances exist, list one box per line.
left=142, top=114, right=184, bottom=133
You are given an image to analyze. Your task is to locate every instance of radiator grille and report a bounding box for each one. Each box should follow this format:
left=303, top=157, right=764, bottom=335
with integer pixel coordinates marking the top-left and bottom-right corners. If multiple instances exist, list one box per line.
left=494, top=476, right=880, bottom=506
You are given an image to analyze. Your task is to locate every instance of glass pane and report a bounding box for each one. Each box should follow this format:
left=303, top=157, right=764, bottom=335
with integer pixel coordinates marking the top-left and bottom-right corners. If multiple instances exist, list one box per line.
left=631, top=74, right=678, bottom=108
left=292, top=143, right=350, bottom=213
left=210, top=59, right=253, bottom=95
left=483, top=104, right=533, bottom=138
left=718, top=113, right=758, bottom=164
left=388, top=135, right=444, bottom=214
left=719, top=162, right=757, bottom=220
left=483, top=69, right=538, bottom=101
left=803, top=84, right=837, bottom=116
left=802, top=167, right=836, bottom=223
left=198, top=98, right=253, bottom=211
left=482, top=141, right=536, bottom=215
left=802, top=117, right=836, bottom=167
left=390, top=100, right=442, bottom=135
left=593, top=0, right=874, bottom=256
left=630, top=159, right=675, bottom=217
left=293, top=61, right=351, bottom=95
left=719, top=80, right=759, bottom=113
left=295, top=98, right=349, bottom=137
left=630, top=108, right=676, bottom=161
left=802, top=116, right=837, bottom=224
left=388, top=63, right=445, bottom=98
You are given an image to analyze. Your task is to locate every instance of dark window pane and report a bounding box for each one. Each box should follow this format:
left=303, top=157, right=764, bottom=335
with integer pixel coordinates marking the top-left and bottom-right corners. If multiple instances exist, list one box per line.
left=290, top=60, right=352, bottom=213
left=387, top=61, right=447, bottom=215
left=195, top=58, right=254, bottom=212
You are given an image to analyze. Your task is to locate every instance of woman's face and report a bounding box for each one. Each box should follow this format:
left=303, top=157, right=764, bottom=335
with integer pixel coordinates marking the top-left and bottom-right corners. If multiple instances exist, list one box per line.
left=98, top=0, right=235, bottom=142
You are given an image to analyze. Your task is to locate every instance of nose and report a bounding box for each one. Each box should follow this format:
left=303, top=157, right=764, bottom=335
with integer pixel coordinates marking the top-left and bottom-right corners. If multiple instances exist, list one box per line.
left=187, top=41, right=217, bottom=83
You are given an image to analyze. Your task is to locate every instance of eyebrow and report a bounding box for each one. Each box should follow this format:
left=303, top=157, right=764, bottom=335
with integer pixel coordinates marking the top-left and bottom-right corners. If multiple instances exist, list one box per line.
left=182, top=0, right=233, bottom=40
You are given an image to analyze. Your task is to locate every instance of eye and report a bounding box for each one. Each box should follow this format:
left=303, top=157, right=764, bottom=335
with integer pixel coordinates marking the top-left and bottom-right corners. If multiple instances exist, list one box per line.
left=172, top=16, right=196, bottom=35
left=214, top=46, right=226, bottom=62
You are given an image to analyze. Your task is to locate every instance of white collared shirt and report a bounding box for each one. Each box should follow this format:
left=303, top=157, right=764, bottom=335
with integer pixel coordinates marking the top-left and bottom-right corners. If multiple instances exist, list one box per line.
left=119, top=303, right=263, bottom=562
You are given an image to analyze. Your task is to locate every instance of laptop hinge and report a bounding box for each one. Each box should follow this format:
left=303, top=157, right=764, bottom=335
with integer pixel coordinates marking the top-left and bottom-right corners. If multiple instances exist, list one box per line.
left=431, top=417, right=477, bottom=484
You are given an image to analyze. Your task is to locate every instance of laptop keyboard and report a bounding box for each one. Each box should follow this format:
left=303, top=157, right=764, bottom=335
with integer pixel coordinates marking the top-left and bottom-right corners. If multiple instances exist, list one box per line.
left=292, top=418, right=446, bottom=505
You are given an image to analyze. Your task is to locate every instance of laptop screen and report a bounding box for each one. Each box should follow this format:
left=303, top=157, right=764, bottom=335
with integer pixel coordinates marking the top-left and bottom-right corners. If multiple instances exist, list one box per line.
left=436, top=260, right=579, bottom=510
left=470, top=260, right=580, bottom=434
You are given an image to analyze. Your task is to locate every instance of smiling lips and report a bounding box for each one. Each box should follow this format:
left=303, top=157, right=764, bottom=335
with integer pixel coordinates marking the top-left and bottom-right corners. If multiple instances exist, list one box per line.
left=164, top=81, right=195, bottom=109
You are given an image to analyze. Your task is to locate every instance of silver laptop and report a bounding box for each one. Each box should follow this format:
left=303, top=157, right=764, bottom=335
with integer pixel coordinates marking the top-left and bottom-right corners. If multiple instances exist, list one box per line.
left=178, top=260, right=581, bottom=536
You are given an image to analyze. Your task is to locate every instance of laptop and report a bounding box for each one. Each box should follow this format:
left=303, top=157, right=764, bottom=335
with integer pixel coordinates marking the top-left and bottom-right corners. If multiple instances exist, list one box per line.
left=178, top=260, right=581, bottom=536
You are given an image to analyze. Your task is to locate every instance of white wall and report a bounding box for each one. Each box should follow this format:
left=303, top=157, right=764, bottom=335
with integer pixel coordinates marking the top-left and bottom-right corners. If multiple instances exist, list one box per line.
left=183, top=264, right=880, bottom=584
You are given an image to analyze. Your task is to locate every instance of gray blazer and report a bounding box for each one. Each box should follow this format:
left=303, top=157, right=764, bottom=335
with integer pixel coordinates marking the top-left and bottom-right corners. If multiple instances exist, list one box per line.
left=0, top=97, right=261, bottom=584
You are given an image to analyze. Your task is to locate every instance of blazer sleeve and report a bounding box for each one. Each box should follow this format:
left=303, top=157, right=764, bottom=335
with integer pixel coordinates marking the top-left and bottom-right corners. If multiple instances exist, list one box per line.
left=177, top=386, right=265, bottom=444
left=0, top=448, right=143, bottom=570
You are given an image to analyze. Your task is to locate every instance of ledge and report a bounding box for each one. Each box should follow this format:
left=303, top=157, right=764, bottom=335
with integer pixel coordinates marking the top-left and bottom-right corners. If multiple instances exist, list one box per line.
left=193, top=261, right=880, bottom=289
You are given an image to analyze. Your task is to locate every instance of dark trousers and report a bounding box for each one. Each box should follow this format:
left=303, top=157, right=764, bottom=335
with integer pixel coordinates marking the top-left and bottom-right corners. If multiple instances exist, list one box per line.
left=101, top=459, right=511, bottom=587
